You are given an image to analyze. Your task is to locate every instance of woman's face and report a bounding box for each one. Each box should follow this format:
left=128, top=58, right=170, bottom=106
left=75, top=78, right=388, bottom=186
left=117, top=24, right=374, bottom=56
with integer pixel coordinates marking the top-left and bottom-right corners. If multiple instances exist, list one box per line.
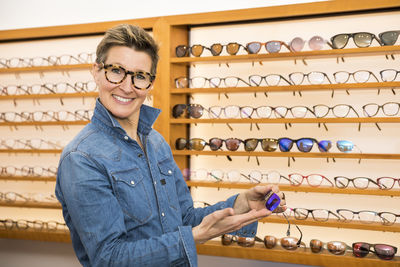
left=92, top=45, right=153, bottom=121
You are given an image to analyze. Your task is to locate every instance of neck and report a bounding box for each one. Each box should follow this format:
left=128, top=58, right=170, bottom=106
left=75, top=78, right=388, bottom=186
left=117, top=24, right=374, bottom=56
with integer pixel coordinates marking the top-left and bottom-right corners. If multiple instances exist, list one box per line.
left=117, top=112, right=140, bottom=140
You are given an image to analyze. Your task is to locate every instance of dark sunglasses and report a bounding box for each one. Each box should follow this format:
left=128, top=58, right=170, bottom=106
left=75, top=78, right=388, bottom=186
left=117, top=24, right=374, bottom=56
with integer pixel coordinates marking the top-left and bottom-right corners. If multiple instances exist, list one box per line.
left=246, top=40, right=290, bottom=54
left=221, top=234, right=263, bottom=247
left=278, top=137, right=331, bottom=153
left=310, top=239, right=351, bottom=255
left=331, top=32, right=382, bottom=49
left=175, top=138, right=208, bottom=151
left=353, top=242, right=397, bottom=260
left=243, top=138, right=278, bottom=152
left=172, top=104, right=205, bottom=119
left=175, top=42, right=246, bottom=57
left=379, top=30, right=400, bottom=46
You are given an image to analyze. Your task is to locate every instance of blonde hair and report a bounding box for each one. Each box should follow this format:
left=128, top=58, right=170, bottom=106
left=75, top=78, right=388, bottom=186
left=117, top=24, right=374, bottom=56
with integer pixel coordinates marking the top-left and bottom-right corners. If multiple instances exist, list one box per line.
left=95, top=24, right=159, bottom=75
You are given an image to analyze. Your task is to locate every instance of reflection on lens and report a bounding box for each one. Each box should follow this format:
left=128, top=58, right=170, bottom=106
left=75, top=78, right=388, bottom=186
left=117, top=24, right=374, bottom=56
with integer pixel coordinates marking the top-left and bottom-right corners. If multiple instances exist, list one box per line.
left=353, top=32, right=372, bottom=47
left=261, top=138, right=278, bottom=152
left=210, top=43, right=223, bottom=56
left=308, top=36, right=325, bottom=50
left=209, top=138, right=223, bottom=151
left=310, top=239, right=323, bottom=253
left=336, top=140, right=354, bottom=152
left=264, top=235, right=277, bottom=249
left=278, top=138, right=293, bottom=152
left=374, top=244, right=396, bottom=260
left=227, top=43, right=241, bottom=55
left=318, top=140, right=332, bottom=152
left=327, top=241, right=347, bottom=255
left=225, top=138, right=241, bottom=151
left=190, top=45, right=204, bottom=57
left=266, top=41, right=281, bottom=53
left=332, top=34, right=349, bottom=49
left=380, top=31, right=400, bottom=46
left=296, top=138, right=314, bottom=152
left=246, top=42, right=261, bottom=54
left=244, top=139, right=258, bottom=151
left=175, top=77, right=188, bottom=88
left=175, top=138, right=187, bottom=150
left=280, top=237, right=300, bottom=250
left=289, top=37, right=305, bottom=52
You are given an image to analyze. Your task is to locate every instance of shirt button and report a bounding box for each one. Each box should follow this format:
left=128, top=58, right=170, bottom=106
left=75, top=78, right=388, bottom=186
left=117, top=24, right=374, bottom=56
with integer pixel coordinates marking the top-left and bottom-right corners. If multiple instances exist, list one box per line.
left=161, top=212, right=165, bottom=217
left=130, top=181, right=135, bottom=185
left=124, top=136, right=129, bottom=140
left=154, top=181, right=157, bottom=185
left=138, top=154, right=143, bottom=158
left=168, top=170, right=172, bottom=174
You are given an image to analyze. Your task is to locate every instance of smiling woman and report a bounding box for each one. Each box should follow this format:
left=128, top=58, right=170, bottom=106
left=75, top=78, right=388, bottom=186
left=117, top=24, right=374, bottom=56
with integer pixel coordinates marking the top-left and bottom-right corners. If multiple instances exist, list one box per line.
left=54, top=23, right=286, bottom=267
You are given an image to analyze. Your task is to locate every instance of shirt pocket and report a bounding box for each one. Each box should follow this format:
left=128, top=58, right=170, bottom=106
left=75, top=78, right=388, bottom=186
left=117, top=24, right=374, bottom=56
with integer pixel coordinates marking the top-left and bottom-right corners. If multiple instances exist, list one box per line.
left=111, top=168, right=152, bottom=226
left=157, top=158, right=180, bottom=211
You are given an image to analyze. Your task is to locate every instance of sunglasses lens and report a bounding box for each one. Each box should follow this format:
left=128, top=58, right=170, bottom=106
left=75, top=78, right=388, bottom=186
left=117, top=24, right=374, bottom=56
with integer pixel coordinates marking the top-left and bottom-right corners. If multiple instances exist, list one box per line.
left=296, top=138, right=314, bottom=152
left=264, top=235, right=277, bottom=249
left=189, top=138, right=207, bottom=151
left=318, top=140, right=332, bottom=152
left=352, top=242, right=370, bottom=258
left=261, top=139, right=278, bottom=152
left=380, top=31, right=399, bottom=46
left=175, top=45, right=188, bottom=57
left=221, top=234, right=233, bottom=245
left=210, top=44, right=223, bottom=56
left=265, top=41, right=281, bottom=53
left=188, top=105, right=204, bottom=118
left=175, top=138, right=187, bottom=150
left=237, top=236, right=255, bottom=247
left=281, top=237, right=299, bottom=250
left=244, top=139, right=258, bottom=151
left=172, top=104, right=186, bottom=118
left=310, top=239, right=323, bottom=253
left=246, top=42, right=261, bottom=54
left=290, top=37, right=305, bottom=52
left=332, top=34, right=349, bottom=49
left=226, top=43, right=240, bottom=55
left=209, top=138, right=223, bottom=151
left=374, top=244, right=397, bottom=260
left=336, top=140, right=353, bottom=152
left=327, top=241, right=347, bottom=255
left=190, top=45, right=204, bottom=57
left=225, top=138, right=241, bottom=151
left=308, top=36, right=325, bottom=50
left=278, top=138, right=293, bottom=152
left=354, top=32, right=373, bottom=47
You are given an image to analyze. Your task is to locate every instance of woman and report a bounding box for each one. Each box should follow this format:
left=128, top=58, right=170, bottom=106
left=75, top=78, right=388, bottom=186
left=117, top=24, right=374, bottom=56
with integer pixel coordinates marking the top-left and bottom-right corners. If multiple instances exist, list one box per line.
left=55, top=24, right=286, bottom=267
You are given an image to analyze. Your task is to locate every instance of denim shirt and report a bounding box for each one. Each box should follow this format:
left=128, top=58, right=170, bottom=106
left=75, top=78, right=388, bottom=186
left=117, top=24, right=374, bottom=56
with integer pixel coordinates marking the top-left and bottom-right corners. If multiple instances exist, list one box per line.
left=55, top=99, right=257, bottom=267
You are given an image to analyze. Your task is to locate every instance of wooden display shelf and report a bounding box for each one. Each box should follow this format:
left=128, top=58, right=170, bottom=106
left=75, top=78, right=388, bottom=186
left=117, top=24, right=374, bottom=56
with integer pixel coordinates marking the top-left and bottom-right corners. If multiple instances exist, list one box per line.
left=0, top=176, right=56, bottom=182
left=261, top=216, right=400, bottom=233
left=186, top=181, right=400, bottom=197
left=172, top=150, right=400, bottom=160
left=170, top=45, right=400, bottom=65
left=0, top=228, right=70, bottom=243
left=197, top=241, right=400, bottom=267
left=0, top=121, right=88, bottom=127
left=170, top=82, right=400, bottom=94
left=0, top=149, right=62, bottom=154
left=171, top=117, right=400, bottom=125
left=0, top=63, right=91, bottom=74
left=0, top=92, right=98, bottom=100
left=0, top=201, right=61, bottom=209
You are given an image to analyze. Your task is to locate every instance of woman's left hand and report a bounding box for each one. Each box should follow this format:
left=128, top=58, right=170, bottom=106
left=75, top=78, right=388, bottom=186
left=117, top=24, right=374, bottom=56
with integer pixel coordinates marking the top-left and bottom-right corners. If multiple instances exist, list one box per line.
left=233, top=185, right=286, bottom=215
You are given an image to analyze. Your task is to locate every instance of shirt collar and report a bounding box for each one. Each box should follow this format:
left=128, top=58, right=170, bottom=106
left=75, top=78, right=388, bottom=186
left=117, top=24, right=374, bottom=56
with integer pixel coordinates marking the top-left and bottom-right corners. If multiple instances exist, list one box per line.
left=93, top=98, right=161, bottom=135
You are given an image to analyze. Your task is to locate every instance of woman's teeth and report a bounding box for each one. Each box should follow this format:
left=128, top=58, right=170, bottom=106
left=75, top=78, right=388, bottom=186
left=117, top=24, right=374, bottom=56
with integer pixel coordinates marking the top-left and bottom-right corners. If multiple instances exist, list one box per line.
left=113, top=95, right=133, bottom=103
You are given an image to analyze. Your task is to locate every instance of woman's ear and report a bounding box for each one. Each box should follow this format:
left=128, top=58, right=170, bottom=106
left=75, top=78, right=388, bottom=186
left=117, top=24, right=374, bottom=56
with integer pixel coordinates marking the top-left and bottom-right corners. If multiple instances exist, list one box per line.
left=91, top=63, right=100, bottom=83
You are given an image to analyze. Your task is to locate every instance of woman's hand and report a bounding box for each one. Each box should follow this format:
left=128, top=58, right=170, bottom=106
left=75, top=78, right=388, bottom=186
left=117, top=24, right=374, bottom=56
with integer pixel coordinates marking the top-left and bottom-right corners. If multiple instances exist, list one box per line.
left=192, top=207, right=269, bottom=244
left=233, top=185, right=286, bottom=215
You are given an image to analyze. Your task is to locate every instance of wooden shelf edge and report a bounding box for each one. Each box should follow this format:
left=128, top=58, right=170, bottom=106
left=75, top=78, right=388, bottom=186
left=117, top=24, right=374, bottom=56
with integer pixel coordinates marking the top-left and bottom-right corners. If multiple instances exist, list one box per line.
left=171, top=117, right=400, bottom=124
left=197, top=241, right=400, bottom=267
left=170, top=46, right=400, bottom=64
left=261, top=217, right=400, bottom=233
left=0, top=149, right=62, bottom=154
left=0, top=229, right=70, bottom=243
left=0, top=92, right=98, bottom=100
left=186, top=181, right=400, bottom=197
left=172, top=150, right=400, bottom=160
left=170, top=82, right=400, bottom=94
left=0, top=121, right=89, bottom=127
left=0, top=201, right=61, bottom=209
left=0, top=176, right=56, bottom=182
left=0, top=63, right=91, bottom=73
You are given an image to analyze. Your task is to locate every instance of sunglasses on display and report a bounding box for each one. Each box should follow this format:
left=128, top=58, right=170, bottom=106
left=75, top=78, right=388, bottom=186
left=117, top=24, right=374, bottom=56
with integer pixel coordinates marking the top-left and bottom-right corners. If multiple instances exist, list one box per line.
left=333, top=176, right=380, bottom=189
left=175, top=43, right=247, bottom=57
left=330, top=32, right=382, bottom=49
left=289, top=36, right=333, bottom=52
left=245, top=40, right=291, bottom=54
left=99, top=63, right=155, bottom=90
left=221, top=234, right=264, bottom=247
left=310, top=239, right=351, bottom=255
left=277, top=138, right=360, bottom=153
left=378, top=30, right=400, bottom=46
left=0, top=218, right=67, bottom=231
left=172, top=104, right=206, bottom=119
left=353, top=242, right=398, bottom=260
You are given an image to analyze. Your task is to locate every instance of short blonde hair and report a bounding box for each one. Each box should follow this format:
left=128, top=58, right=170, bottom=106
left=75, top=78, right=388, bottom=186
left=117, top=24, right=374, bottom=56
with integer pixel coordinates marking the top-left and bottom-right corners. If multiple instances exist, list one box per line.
left=95, top=24, right=159, bottom=75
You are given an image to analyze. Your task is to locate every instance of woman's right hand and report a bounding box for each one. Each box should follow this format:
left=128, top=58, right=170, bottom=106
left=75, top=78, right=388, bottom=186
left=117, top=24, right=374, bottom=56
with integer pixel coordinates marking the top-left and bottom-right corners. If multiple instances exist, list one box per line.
left=192, top=207, right=270, bottom=244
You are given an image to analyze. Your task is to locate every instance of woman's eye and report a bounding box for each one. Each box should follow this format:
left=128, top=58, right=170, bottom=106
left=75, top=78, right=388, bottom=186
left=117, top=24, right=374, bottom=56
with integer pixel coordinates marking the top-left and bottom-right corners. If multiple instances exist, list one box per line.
left=135, top=73, right=146, bottom=80
left=111, top=67, right=122, bottom=74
